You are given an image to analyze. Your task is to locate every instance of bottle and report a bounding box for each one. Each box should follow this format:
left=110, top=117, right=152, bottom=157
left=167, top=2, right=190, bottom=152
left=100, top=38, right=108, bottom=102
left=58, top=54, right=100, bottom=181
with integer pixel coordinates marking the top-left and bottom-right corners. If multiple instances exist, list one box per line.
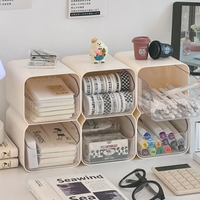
left=182, top=31, right=191, bottom=56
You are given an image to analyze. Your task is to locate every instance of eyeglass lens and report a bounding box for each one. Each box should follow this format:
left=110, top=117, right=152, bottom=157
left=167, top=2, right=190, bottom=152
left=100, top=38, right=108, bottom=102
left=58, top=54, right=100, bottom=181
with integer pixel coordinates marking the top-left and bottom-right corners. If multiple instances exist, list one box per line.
left=120, top=170, right=145, bottom=187
left=133, top=181, right=160, bottom=200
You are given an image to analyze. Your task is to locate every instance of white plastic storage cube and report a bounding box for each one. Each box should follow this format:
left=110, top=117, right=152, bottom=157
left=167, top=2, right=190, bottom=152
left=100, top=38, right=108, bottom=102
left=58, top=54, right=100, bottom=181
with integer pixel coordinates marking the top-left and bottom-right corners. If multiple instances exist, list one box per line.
left=137, top=114, right=189, bottom=159
left=6, top=107, right=81, bottom=172
left=81, top=115, right=137, bottom=165
left=114, top=51, right=200, bottom=121
left=62, top=54, right=136, bottom=118
left=6, top=60, right=81, bottom=123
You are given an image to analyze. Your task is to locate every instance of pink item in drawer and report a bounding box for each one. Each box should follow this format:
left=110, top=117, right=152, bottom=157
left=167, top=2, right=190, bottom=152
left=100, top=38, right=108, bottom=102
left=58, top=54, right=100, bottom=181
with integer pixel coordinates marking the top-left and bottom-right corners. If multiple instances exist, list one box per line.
left=191, top=45, right=200, bottom=51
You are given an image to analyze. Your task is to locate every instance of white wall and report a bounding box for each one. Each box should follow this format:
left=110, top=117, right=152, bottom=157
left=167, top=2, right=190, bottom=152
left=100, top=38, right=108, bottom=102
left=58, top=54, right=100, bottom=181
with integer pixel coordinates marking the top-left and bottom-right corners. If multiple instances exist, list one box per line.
left=0, top=0, right=197, bottom=122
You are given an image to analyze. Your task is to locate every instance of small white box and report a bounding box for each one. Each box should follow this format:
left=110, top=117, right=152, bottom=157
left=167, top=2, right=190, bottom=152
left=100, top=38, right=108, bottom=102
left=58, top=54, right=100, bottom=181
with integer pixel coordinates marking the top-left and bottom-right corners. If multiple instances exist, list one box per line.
left=83, top=134, right=129, bottom=163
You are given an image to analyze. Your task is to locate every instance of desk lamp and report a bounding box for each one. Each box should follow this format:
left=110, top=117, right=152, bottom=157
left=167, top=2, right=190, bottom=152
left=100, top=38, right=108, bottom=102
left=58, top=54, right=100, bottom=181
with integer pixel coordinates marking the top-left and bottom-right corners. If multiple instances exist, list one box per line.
left=0, top=59, right=6, bottom=144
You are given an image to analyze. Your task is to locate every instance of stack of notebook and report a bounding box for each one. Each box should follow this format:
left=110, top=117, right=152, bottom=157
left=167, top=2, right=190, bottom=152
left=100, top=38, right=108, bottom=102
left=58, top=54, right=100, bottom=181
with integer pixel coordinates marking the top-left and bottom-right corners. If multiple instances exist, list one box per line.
left=26, top=123, right=77, bottom=169
left=25, top=76, right=75, bottom=122
left=0, top=134, right=18, bottom=169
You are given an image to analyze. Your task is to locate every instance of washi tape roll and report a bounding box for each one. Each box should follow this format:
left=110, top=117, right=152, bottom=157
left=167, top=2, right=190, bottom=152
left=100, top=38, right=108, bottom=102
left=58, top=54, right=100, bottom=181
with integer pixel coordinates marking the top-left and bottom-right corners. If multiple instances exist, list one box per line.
left=123, top=91, right=133, bottom=111
left=113, top=73, right=121, bottom=92
left=99, top=75, right=107, bottom=94
left=114, top=92, right=121, bottom=113
left=83, top=95, right=93, bottom=115
left=117, top=71, right=130, bottom=91
left=93, top=94, right=104, bottom=115
left=102, top=93, right=112, bottom=114
left=109, top=92, right=118, bottom=113
left=118, top=92, right=126, bottom=112
left=113, top=92, right=121, bottom=113
left=90, top=76, right=100, bottom=94
left=105, top=74, right=114, bottom=93
left=109, top=73, right=117, bottom=93
left=82, top=77, right=92, bottom=95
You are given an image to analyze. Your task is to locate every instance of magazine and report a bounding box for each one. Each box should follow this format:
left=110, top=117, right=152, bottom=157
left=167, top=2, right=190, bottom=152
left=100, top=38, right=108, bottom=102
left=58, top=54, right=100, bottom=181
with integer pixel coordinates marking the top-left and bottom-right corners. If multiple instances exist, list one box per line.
left=28, top=172, right=129, bottom=200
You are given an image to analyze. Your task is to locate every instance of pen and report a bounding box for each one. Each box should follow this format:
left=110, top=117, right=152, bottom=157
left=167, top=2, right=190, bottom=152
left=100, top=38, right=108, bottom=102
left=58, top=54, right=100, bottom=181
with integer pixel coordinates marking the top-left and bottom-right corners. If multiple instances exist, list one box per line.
left=140, top=115, right=167, bottom=140
left=138, top=121, right=162, bottom=147
left=162, top=145, right=171, bottom=153
left=166, top=83, right=200, bottom=110
left=156, top=121, right=177, bottom=148
left=160, top=87, right=196, bottom=117
left=138, top=130, right=154, bottom=147
left=137, top=144, right=149, bottom=156
left=146, top=138, right=155, bottom=148
left=169, top=119, right=187, bottom=134
left=155, top=146, right=165, bottom=154
left=137, top=134, right=148, bottom=149
left=152, top=88, right=178, bottom=110
left=137, top=124, right=151, bottom=140
left=162, top=121, right=186, bottom=152
left=164, top=82, right=200, bottom=96
left=148, top=147, right=157, bottom=156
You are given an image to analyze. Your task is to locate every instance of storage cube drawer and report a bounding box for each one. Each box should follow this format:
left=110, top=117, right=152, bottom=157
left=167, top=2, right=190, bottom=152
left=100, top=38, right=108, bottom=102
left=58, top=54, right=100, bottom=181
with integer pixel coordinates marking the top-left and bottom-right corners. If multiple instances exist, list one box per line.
left=81, top=115, right=136, bottom=165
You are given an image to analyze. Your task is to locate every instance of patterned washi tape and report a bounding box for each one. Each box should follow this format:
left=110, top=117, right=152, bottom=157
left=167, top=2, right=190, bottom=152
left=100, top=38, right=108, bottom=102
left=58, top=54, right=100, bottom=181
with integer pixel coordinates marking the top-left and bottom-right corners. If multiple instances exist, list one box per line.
left=109, top=92, right=118, bottom=113
left=109, top=73, right=117, bottom=93
left=90, top=95, right=96, bottom=115
left=118, top=92, right=126, bottom=112
left=102, top=93, right=112, bottom=114
left=99, top=75, right=107, bottom=94
left=118, top=71, right=129, bottom=91
left=83, top=77, right=92, bottom=95
left=123, top=91, right=133, bottom=111
left=90, top=76, right=100, bottom=94
left=93, top=94, right=104, bottom=115
left=113, top=73, right=121, bottom=92
left=105, top=74, right=113, bottom=93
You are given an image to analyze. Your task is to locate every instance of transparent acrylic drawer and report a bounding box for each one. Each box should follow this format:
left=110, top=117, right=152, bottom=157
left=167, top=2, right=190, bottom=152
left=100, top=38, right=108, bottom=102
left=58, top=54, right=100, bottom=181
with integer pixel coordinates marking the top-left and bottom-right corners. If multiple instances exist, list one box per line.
left=137, top=114, right=188, bottom=158
left=25, top=74, right=80, bottom=123
left=82, top=70, right=135, bottom=118
left=25, top=121, right=80, bottom=171
left=82, top=115, right=136, bottom=165
left=138, top=65, right=200, bottom=121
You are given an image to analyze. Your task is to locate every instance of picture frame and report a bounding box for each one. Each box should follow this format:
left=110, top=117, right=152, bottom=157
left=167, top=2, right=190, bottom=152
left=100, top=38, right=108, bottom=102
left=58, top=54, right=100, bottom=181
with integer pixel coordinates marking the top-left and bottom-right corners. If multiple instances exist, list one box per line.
left=171, top=2, right=200, bottom=75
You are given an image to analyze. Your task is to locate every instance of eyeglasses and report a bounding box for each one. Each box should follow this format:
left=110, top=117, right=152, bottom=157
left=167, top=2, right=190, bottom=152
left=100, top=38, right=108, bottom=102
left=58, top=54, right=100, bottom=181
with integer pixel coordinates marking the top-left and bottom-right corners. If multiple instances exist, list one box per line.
left=119, top=169, right=165, bottom=200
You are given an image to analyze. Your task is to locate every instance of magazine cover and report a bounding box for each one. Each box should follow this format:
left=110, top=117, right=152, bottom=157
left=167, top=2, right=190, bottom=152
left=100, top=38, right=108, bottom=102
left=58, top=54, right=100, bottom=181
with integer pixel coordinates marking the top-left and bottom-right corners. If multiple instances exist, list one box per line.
left=28, top=172, right=129, bottom=200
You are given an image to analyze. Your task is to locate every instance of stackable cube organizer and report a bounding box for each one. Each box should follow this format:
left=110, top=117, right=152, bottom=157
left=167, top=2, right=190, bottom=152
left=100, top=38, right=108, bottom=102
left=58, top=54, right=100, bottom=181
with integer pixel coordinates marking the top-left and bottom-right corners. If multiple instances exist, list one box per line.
left=61, top=54, right=137, bottom=165
left=114, top=51, right=200, bottom=159
left=5, top=60, right=82, bottom=171
left=5, top=52, right=200, bottom=171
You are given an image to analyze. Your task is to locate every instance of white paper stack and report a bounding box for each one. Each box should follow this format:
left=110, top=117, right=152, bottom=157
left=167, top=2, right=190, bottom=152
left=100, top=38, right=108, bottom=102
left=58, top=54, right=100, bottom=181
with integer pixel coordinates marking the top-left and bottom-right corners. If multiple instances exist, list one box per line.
left=26, top=124, right=77, bottom=168
left=25, top=76, right=75, bottom=122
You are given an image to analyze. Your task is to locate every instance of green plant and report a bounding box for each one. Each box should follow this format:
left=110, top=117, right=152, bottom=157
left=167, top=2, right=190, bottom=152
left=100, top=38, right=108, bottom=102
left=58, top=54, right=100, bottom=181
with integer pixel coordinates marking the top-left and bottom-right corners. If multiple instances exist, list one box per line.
left=191, top=24, right=200, bottom=31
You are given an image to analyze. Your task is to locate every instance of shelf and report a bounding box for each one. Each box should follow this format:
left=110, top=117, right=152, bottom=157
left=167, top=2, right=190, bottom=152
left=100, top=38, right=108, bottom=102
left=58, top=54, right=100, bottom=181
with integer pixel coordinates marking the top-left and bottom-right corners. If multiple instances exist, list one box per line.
left=6, top=107, right=81, bottom=172
left=6, top=60, right=81, bottom=123
left=81, top=115, right=136, bottom=165
left=62, top=54, right=136, bottom=118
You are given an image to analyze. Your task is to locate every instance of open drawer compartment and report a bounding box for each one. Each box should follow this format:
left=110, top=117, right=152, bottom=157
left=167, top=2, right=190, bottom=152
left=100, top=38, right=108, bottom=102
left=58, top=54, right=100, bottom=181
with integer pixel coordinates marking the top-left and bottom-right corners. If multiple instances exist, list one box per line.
left=82, top=69, right=135, bottom=118
left=61, top=54, right=137, bottom=117
left=82, top=115, right=136, bottom=165
left=25, top=74, right=80, bottom=124
left=137, top=114, right=189, bottom=159
left=6, top=107, right=81, bottom=172
left=25, top=121, right=80, bottom=171
left=6, top=60, right=81, bottom=123
left=138, top=65, right=200, bottom=121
